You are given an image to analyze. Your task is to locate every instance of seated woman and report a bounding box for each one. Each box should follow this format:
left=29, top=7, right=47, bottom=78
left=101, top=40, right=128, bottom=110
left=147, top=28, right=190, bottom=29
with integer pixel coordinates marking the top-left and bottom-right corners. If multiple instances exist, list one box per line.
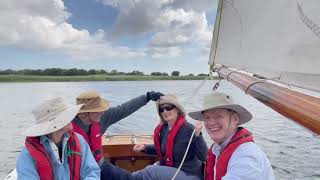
left=132, top=94, right=208, bottom=180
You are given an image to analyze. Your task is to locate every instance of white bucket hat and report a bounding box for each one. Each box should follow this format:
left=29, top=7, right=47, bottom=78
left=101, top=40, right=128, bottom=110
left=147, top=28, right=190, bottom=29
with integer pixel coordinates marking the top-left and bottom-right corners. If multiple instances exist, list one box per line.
left=188, top=93, right=252, bottom=125
left=157, top=94, right=186, bottom=121
left=22, top=97, right=83, bottom=137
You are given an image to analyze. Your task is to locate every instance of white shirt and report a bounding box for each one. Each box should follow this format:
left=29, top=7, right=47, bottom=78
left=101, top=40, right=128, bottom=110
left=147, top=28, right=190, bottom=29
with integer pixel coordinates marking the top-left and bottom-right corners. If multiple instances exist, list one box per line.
left=212, top=137, right=275, bottom=180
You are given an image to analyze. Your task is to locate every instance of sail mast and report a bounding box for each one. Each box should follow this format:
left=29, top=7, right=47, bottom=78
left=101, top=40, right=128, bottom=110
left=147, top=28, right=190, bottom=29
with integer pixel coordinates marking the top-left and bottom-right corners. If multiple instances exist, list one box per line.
left=216, top=67, right=320, bottom=135
left=209, top=0, right=320, bottom=135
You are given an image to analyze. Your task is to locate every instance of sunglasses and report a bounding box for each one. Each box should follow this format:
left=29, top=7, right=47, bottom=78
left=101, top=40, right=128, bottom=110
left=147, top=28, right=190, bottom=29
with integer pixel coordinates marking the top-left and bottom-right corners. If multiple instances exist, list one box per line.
left=159, top=105, right=176, bottom=113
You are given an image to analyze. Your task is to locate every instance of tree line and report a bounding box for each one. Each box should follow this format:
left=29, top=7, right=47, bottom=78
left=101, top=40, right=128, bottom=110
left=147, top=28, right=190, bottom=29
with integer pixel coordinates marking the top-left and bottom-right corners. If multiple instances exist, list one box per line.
left=0, top=68, right=208, bottom=77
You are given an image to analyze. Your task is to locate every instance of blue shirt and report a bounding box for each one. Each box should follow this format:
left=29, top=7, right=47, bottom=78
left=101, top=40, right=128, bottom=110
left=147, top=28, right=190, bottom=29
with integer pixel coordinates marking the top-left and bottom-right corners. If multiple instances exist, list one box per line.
left=212, top=133, right=275, bottom=180
left=16, top=133, right=100, bottom=180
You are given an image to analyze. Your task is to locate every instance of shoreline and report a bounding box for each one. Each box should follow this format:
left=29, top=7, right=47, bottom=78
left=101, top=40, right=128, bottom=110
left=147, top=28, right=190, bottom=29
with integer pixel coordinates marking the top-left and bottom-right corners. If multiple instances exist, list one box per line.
left=0, top=75, right=217, bottom=82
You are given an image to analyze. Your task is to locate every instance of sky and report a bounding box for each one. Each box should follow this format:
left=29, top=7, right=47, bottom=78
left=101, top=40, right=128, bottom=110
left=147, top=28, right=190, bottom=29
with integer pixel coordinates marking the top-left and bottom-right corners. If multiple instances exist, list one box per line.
left=0, top=0, right=217, bottom=75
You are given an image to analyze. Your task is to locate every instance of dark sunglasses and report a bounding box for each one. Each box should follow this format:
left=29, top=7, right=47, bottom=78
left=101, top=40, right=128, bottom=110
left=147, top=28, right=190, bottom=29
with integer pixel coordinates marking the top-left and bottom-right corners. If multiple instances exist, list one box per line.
left=159, top=105, right=176, bottom=113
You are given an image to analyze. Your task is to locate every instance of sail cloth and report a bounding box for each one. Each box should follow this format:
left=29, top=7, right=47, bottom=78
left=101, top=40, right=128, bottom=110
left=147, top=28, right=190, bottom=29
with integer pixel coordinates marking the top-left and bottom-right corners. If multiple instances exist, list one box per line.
left=209, top=0, right=320, bottom=93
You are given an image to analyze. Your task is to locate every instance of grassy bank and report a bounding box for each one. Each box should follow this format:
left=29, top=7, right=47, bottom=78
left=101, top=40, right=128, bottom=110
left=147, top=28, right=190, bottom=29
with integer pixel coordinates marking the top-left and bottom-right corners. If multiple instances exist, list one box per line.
left=0, top=75, right=215, bottom=82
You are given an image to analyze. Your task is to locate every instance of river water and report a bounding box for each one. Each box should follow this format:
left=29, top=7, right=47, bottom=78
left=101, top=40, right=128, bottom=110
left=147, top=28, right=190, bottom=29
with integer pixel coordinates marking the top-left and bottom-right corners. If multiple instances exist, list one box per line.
left=0, top=80, right=319, bottom=179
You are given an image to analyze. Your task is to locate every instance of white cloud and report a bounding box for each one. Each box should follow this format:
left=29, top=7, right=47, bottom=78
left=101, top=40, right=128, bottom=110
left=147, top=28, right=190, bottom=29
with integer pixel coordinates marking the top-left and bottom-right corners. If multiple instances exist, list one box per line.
left=148, top=46, right=181, bottom=59
left=163, top=0, right=215, bottom=12
left=0, top=0, right=144, bottom=59
left=100, top=0, right=214, bottom=59
left=0, top=0, right=215, bottom=62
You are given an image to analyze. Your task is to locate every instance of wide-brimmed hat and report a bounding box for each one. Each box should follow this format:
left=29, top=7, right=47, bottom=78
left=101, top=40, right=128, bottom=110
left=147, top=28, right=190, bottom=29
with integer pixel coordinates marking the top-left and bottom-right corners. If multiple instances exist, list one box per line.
left=76, top=91, right=109, bottom=113
left=156, top=94, right=186, bottom=120
left=22, top=97, right=83, bottom=137
left=188, top=93, right=252, bottom=125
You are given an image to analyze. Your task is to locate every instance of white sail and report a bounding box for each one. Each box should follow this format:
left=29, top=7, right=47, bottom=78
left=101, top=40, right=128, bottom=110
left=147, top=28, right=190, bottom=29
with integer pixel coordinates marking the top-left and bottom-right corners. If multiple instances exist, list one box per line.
left=209, top=0, right=320, bottom=93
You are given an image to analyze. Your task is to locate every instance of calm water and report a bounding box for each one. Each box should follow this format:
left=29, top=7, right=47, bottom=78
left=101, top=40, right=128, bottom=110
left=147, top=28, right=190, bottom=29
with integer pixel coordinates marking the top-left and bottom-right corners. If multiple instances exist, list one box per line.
left=0, top=80, right=319, bottom=179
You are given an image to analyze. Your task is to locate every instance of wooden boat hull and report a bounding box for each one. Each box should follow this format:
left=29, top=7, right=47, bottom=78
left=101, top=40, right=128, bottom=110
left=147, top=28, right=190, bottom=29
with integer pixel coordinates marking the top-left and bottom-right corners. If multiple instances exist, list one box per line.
left=102, top=135, right=158, bottom=172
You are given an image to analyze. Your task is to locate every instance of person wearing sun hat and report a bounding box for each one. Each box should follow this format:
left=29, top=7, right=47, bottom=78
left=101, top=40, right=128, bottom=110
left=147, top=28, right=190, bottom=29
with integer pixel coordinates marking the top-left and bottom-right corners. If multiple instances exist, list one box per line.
left=132, top=94, right=208, bottom=180
left=16, top=97, right=100, bottom=179
left=188, top=92, right=275, bottom=180
left=72, top=90, right=163, bottom=180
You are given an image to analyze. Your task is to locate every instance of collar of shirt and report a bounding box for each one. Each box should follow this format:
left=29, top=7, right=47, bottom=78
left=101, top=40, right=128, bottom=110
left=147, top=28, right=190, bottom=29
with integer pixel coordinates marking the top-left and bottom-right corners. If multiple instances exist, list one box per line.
left=212, top=130, right=237, bottom=157
left=40, top=133, right=70, bottom=163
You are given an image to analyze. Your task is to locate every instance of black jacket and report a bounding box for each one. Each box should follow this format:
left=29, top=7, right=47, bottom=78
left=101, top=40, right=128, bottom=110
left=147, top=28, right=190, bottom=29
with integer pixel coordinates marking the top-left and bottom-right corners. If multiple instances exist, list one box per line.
left=144, top=121, right=208, bottom=178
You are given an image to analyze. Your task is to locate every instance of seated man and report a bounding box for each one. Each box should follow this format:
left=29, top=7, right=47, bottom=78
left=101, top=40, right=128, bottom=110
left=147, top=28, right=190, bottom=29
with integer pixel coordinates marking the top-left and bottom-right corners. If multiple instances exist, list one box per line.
left=188, top=92, right=275, bottom=180
left=16, top=97, right=100, bottom=179
left=72, top=90, right=163, bottom=180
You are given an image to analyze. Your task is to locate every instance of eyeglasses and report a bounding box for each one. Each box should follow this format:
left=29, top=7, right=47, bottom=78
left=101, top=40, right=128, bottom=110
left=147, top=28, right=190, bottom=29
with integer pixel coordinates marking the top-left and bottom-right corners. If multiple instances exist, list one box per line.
left=159, top=105, right=176, bottom=113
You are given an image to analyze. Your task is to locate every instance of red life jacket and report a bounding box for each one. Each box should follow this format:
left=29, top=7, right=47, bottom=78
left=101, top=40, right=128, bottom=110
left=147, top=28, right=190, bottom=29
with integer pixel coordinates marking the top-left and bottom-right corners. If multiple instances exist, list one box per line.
left=154, top=115, right=186, bottom=167
left=25, top=131, right=82, bottom=180
left=205, top=128, right=254, bottom=180
left=72, top=121, right=103, bottom=163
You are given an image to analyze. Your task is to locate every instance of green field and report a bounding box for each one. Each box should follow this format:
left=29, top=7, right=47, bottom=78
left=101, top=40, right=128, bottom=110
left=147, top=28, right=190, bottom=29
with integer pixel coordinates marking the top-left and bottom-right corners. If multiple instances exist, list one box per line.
left=0, top=75, right=215, bottom=82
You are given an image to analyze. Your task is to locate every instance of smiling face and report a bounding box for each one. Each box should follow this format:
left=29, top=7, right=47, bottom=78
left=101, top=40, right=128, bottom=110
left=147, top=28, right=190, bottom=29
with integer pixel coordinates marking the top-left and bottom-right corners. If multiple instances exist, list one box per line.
left=159, top=103, right=179, bottom=123
left=203, top=108, right=239, bottom=144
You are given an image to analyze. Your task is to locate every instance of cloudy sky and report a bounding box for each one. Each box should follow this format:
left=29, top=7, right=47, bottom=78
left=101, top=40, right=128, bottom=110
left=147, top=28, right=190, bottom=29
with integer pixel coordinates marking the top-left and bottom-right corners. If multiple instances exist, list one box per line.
left=0, top=0, right=217, bottom=74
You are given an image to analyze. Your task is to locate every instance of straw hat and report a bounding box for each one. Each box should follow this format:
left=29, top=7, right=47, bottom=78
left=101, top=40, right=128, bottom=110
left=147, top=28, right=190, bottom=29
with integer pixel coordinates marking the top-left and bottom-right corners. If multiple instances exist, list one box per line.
left=156, top=94, right=186, bottom=120
left=188, top=93, right=252, bottom=125
left=22, top=97, right=83, bottom=137
left=76, top=91, right=109, bottom=113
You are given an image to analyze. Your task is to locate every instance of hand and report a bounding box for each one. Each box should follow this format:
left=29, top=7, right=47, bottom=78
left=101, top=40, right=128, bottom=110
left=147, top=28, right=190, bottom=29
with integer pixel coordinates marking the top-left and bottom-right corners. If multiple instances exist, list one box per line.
left=146, top=91, right=164, bottom=101
left=133, top=144, right=146, bottom=152
left=194, top=121, right=203, bottom=137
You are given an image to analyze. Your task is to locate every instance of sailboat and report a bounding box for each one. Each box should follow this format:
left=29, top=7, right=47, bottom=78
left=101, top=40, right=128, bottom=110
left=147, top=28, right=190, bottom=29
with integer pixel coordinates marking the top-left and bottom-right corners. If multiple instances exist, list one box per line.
left=208, top=0, right=320, bottom=135
left=4, top=0, right=320, bottom=179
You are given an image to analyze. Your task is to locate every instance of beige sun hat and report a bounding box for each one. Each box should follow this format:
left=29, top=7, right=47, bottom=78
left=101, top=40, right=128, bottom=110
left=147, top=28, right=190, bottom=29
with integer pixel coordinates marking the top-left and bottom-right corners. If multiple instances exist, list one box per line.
left=76, top=91, right=109, bottom=113
left=22, top=97, right=83, bottom=137
left=156, top=94, right=186, bottom=121
left=188, top=92, right=252, bottom=125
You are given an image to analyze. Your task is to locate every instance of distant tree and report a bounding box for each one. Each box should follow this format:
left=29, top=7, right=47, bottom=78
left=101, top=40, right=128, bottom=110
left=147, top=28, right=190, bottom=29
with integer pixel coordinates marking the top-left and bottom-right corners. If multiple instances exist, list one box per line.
left=151, top=72, right=162, bottom=76
left=171, top=71, right=180, bottom=76
left=88, top=69, right=97, bottom=75
left=110, top=70, right=118, bottom=75
left=187, top=73, right=194, bottom=76
left=0, top=69, right=15, bottom=75
left=20, top=69, right=35, bottom=75
left=32, top=69, right=43, bottom=75
left=98, top=69, right=107, bottom=74
left=161, top=72, right=169, bottom=76
left=197, top=73, right=207, bottom=76
left=43, top=68, right=63, bottom=76
left=127, top=70, right=144, bottom=76
left=77, top=69, right=88, bottom=76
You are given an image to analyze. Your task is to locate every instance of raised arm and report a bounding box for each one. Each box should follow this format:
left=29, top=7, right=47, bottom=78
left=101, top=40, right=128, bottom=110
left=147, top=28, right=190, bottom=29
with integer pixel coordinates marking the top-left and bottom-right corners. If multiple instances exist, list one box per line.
left=100, top=92, right=163, bottom=133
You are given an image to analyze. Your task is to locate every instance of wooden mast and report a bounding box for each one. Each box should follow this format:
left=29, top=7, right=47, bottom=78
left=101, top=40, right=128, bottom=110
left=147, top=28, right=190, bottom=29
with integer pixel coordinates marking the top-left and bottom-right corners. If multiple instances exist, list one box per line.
left=216, top=67, right=320, bottom=135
